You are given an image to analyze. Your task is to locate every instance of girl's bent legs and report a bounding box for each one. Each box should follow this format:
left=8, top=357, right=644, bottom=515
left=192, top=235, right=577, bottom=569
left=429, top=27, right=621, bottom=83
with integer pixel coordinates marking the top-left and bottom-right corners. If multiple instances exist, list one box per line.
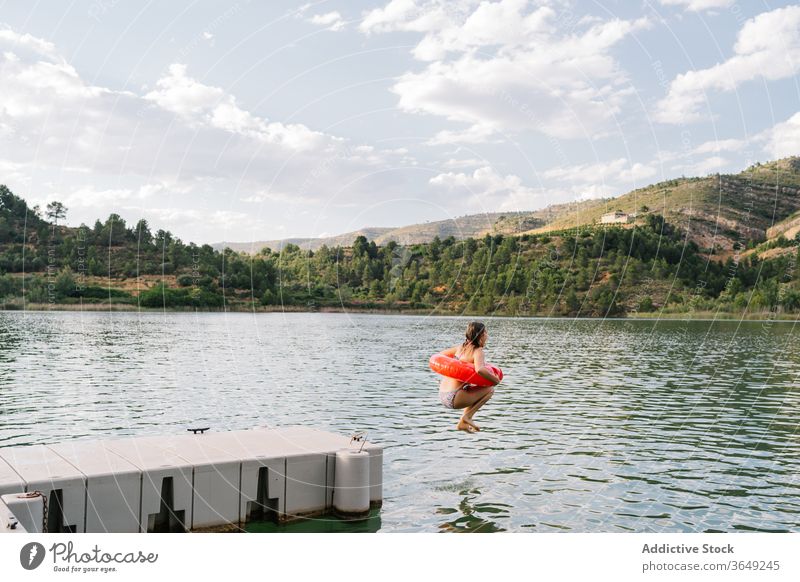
left=461, top=391, right=494, bottom=430
left=453, top=385, right=493, bottom=409
left=453, top=386, right=494, bottom=431
left=464, top=390, right=493, bottom=419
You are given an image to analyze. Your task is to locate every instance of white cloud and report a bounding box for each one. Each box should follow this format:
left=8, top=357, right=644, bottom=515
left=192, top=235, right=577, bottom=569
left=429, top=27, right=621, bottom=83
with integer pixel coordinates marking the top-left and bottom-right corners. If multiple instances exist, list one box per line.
left=653, top=111, right=800, bottom=173
left=241, top=194, right=267, bottom=203
left=659, top=0, right=733, bottom=12
left=0, top=53, right=106, bottom=119
left=429, top=165, right=539, bottom=211
left=0, top=27, right=58, bottom=60
left=143, top=207, right=252, bottom=230
left=542, top=157, right=657, bottom=201
left=0, top=27, right=419, bottom=242
left=366, top=1, right=651, bottom=141
left=543, top=158, right=656, bottom=184
left=144, top=64, right=329, bottom=151
left=691, top=138, right=748, bottom=154
left=144, top=64, right=223, bottom=115
left=427, top=124, right=498, bottom=145
left=0, top=158, right=32, bottom=186
left=411, top=2, right=555, bottom=61
left=442, top=157, right=486, bottom=169
left=42, top=182, right=178, bottom=210
left=310, top=11, right=346, bottom=31
left=576, top=184, right=615, bottom=201
left=655, top=5, right=800, bottom=124
left=619, top=162, right=658, bottom=182
left=360, top=0, right=443, bottom=35
left=56, top=186, right=139, bottom=208
left=684, top=155, right=729, bottom=175
left=240, top=190, right=297, bottom=204
left=0, top=40, right=342, bottom=185
left=761, top=112, right=800, bottom=159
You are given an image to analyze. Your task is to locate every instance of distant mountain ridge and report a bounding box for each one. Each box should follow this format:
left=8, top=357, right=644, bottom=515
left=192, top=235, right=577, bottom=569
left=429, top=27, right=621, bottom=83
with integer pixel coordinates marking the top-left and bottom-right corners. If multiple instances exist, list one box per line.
left=214, top=212, right=520, bottom=253
left=215, top=157, right=800, bottom=254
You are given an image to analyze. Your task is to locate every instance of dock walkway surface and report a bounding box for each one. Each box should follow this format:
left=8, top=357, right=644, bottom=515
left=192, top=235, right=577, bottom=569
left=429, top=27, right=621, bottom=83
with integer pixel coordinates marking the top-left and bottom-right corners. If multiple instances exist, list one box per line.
left=0, top=426, right=382, bottom=533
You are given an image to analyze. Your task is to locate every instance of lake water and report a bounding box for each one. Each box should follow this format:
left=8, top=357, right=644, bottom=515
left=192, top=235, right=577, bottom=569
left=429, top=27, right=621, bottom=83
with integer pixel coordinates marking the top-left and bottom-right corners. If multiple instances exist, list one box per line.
left=1, top=311, right=798, bottom=532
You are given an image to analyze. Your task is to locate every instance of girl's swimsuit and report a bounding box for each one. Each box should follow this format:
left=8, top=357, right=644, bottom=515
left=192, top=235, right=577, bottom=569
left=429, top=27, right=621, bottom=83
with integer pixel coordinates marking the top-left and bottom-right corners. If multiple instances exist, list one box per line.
left=439, top=389, right=459, bottom=409
left=438, top=351, right=482, bottom=409
left=439, top=384, right=483, bottom=408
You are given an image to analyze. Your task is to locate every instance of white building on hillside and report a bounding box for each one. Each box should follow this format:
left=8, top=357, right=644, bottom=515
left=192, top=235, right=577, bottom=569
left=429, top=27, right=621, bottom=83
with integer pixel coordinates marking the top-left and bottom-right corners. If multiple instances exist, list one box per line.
left=600, top=211, right=633, bottom=224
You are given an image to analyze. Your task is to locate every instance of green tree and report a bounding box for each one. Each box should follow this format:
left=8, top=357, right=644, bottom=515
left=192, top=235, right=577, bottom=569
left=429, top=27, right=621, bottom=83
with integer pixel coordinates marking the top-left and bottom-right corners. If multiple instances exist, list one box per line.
left=369, top=279, right=383, bottom=299
left=46, top=201, right=68, bottom=224
left=135, top=219, right=153, bottom=246
left=565, top=288, right=580, bottom=314
left=54, top=268, right=75, bottom=298
left=101, top=214, right=127, bottom=246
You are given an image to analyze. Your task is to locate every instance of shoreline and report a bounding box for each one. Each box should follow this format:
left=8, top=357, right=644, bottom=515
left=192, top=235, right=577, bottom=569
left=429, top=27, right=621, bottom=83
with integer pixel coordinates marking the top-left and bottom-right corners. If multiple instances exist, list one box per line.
left=2, top=303, right=799, bottom=322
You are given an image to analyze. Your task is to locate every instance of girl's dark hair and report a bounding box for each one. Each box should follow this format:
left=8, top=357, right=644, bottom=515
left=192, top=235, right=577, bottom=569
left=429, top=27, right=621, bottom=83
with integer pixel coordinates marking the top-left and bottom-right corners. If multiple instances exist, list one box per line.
left=462, top=321, right=486, bottom=349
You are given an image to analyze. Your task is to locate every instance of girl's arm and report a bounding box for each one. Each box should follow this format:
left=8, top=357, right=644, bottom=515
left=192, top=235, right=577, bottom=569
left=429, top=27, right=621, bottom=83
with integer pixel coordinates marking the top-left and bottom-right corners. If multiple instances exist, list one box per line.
left=439, top=345, right=460, bottom=357
left=473, top=348, right=500, bottom=385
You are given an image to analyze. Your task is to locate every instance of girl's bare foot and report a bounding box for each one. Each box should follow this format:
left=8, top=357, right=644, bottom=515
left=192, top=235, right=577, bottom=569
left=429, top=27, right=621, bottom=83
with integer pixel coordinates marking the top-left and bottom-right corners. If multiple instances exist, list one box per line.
left=456, top=419, right=477, bottom=433
left=461, top=416, right=480, bottom=431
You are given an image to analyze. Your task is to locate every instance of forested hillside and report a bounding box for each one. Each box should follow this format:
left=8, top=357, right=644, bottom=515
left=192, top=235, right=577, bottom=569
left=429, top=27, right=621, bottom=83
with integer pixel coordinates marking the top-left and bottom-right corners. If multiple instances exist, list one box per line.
left=1, top=184, right=799, bottom=316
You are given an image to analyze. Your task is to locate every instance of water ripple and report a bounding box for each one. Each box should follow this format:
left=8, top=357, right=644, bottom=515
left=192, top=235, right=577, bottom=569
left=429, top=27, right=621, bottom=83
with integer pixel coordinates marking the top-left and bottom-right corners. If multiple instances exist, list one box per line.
left=0, top=312, right=798, bottom=532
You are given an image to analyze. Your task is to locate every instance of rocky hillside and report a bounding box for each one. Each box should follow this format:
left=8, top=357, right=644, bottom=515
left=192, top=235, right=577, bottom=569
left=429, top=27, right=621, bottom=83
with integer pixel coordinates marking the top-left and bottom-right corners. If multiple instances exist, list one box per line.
left=767, top=210, right=800, bottom=241
left=529, top=157, right=800, bottom=254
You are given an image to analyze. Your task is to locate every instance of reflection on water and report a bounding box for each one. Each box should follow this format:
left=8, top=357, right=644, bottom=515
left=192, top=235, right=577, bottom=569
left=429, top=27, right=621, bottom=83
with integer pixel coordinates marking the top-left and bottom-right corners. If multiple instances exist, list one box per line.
left=0, top=311, right=798, bottom=533
left=436, top=488, right=510, bottom=533
left=246, top=510, right=382, bottom=533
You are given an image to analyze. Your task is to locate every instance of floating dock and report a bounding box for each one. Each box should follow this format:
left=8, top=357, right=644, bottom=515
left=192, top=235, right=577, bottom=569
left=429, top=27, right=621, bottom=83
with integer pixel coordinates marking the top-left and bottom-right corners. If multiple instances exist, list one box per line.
left=0, top=426, right=382, bottom=533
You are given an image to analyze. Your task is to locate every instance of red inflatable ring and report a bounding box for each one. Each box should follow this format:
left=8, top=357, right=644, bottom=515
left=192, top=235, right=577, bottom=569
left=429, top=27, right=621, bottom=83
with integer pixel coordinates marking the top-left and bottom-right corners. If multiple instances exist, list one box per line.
left=429, top=353, right=503, bottom=387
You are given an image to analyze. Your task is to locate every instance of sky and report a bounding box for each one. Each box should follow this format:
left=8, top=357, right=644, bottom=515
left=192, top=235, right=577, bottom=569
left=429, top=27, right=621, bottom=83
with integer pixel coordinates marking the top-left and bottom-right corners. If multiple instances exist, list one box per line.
left=0, top=0, right=798, bottom=245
